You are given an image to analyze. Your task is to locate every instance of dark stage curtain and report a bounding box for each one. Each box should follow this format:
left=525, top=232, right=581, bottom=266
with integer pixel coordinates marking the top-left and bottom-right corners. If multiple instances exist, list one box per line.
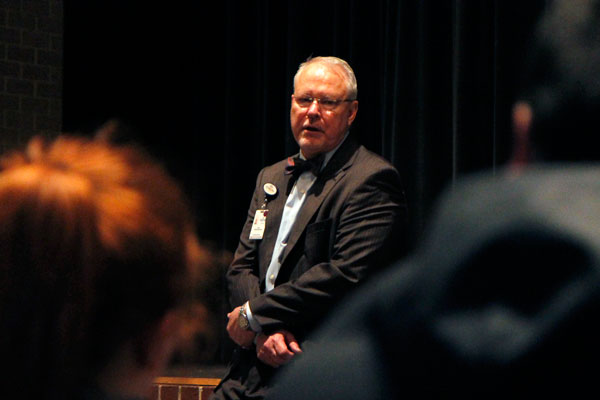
left=63, top=0, right=544, bottom=366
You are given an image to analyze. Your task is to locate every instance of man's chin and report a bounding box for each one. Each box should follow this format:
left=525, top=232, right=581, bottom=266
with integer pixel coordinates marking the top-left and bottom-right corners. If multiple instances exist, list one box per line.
left=298, top=140, right=324, bottom=158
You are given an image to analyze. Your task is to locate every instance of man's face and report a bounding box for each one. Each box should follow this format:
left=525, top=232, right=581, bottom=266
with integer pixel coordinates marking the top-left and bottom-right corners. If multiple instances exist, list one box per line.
left=290, top=63, right=358, bottom=159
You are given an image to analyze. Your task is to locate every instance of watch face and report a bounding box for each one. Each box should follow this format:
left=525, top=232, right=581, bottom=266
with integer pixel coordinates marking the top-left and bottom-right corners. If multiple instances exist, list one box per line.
left=238, top=313, right=250, bottom=330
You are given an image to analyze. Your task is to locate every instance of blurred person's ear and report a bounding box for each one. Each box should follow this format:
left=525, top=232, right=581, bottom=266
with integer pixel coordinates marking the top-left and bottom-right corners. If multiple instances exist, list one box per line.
left=508, top=101, right=534, bottom=172
left=97, top=310, right=185, bottom=398
left=145, top=310, right=186, bottom=373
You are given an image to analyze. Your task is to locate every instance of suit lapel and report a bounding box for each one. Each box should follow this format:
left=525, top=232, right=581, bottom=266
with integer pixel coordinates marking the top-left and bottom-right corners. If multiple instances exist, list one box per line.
left=278, top=138, right=360, bottom=266
left=259, top=166, right=293, bottom=280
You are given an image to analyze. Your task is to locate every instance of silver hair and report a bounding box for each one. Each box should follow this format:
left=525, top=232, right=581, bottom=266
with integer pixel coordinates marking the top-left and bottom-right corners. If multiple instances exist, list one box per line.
left=293, top=56, right=358, bottom=100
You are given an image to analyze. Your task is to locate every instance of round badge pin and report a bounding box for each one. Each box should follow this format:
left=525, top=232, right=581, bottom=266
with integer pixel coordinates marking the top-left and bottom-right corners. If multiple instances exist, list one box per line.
left=263, top=183, right=277, bottom=197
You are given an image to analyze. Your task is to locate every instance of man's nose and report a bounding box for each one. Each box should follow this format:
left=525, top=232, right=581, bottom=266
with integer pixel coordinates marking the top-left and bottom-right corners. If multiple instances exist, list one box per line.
left=307, top=99, right=321, bottom=115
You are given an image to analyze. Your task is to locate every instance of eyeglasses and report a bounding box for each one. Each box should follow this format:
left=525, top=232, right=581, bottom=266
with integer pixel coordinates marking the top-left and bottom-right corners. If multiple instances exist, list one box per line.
left=293, top=95, right=355, bottom=111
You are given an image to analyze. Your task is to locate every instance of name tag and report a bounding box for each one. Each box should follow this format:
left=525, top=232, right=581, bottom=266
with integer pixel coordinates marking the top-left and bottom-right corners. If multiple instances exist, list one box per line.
left=249, top=209, right=268, bottom=240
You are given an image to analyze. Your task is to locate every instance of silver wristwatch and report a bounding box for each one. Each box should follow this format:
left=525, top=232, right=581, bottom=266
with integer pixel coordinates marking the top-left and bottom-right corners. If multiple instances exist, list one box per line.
left=238, top=302, right=251, bottom=330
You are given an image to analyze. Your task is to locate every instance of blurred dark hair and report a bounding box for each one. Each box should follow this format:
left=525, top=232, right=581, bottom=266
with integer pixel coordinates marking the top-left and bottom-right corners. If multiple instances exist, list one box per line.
left=0, top=130, right=206, bottom=398
left=517, top=0, right=600, bottom=162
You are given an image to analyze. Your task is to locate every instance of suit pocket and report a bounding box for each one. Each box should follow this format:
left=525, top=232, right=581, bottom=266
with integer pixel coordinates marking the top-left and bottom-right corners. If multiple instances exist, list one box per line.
left=304, top=219, right=333, bottom=265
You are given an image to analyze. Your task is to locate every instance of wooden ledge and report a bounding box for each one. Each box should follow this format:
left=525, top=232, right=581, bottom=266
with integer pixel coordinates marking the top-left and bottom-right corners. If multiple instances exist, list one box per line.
left=154, top=376, right=221, bottom=386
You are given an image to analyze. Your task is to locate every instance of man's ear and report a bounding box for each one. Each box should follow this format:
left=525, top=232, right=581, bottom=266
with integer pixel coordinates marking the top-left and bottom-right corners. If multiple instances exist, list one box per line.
left=347, top=100, right=359, bottom=126
left=509, top=101, right=533, bottom=171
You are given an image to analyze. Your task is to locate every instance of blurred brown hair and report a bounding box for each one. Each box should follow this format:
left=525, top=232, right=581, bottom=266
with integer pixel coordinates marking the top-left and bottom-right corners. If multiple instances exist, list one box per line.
left=0, top=131, right=205, bottom=397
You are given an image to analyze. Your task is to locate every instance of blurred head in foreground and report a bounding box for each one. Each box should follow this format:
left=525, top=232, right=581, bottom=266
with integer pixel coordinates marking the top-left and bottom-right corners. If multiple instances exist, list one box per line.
left=510, top=0, right=600, bottom=166
left=0, top=129, right=206, bottom=399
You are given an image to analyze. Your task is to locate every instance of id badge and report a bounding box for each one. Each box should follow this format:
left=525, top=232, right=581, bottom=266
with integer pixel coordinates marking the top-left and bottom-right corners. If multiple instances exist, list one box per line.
left=249, top=209, right=268, bottom=240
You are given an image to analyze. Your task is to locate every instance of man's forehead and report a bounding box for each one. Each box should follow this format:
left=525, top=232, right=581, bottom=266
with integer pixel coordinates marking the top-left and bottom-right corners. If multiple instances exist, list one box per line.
left=296, top=64, right=347, bottom=94
left=300, top=62, right=344, bottom=80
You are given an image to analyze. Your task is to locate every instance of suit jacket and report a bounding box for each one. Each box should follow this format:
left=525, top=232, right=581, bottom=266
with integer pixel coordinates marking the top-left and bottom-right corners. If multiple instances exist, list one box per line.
left=227, top=136, right=407, bottom=338
left=269, top=164, right=600, bottom=399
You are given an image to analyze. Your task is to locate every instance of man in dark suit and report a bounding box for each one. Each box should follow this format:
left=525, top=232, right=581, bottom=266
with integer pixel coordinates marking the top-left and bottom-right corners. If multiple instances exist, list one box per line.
left=269, top=1, right=600, bottom=398
left=210, top=56, right=407, bottom=399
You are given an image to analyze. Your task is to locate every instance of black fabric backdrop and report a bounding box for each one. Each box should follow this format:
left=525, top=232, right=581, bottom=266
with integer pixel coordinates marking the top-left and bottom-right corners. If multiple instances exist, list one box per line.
left=63, top=0, right=545, bottom=365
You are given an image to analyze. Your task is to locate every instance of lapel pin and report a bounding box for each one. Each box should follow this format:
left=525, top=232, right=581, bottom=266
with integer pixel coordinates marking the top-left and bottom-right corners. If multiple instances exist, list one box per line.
left=263, top=183, right=277, bottom=197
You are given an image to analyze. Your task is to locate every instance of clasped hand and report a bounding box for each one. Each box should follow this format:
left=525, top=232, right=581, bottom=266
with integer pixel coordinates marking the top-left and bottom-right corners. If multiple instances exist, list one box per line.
left=255, top=330, right=302, bottom=368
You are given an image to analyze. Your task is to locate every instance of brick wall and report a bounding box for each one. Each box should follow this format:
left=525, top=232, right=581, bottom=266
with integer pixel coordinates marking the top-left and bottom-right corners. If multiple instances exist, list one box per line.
left=0, top=0, right=62, bottom=154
